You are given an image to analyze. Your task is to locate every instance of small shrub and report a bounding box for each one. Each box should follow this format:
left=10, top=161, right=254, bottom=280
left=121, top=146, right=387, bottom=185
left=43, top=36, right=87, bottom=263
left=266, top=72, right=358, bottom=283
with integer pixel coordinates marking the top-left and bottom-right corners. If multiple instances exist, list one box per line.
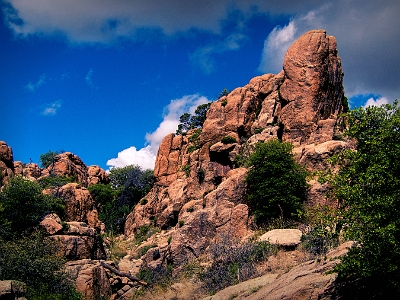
left=201, top=234, right=273, bottom=294
left=187, top=145, right=199, bottom=153
left=138, top=244, right=157, bottom=257
left=221, top=99, right=228, bottom=107
left=140, top=198, right=148, bottom=205
left=186, top=206, right=194, bottom=213
left=178, top=220, right=184, bottom=227
left=221, top=136, right=237, bottom=144
left=167, top=236, right=172, bottom=245
left=181, top=165, right=191, bottom=177
left=254, top=128, right=263, bottom=134
left=135, top=224, right=159, bottom=245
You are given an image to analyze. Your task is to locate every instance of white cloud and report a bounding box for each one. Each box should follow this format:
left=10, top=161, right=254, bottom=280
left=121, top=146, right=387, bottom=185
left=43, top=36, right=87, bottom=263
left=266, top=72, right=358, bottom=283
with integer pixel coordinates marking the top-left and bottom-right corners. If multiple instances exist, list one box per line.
left=41, top=100, right=62, bottom=116
left=107, top=94, right=210, bottom=170
left=106, top=146, right=156, bottom=170
left=25, top=74, right=46, bottom=91
left=258, top=21, right=297, bottom=73
left=363, top=97, right=389, bottom=108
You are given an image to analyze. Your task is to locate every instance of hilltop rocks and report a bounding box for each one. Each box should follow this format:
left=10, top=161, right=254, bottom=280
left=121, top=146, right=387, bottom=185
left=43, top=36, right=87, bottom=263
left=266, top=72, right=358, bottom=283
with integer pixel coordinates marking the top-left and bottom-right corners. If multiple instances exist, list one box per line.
left=41, top=152, right=89, bottom=186
left=280, top=30, right=344, bottom=145
left=87, top=165, right=110, bottom=186
left=45, top=183, right=101, bottom=229
left=0, top=141, right=14, bottom=185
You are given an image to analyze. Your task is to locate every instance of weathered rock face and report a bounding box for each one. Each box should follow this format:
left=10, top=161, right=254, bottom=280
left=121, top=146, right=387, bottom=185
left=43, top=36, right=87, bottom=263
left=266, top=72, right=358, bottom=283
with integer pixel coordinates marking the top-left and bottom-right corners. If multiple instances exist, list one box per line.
left=0, top=141, right=14, bottom=185
left=125, top=30, right=347, bottom=267
left=280, top=30, right=344, bottom=145
left=87, top=165, right=110, bottom=186
left=65, top=260, right=112, bottom=300
left=44, top=183, right=101, bottom=229
left=41, top=152, right=89, bottom=186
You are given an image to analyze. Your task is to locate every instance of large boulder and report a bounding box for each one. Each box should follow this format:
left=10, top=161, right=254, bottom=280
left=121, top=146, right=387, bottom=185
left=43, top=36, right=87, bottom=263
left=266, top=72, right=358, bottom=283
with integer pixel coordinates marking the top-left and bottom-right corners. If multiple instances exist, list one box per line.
left=87, top=165, right=110, bottom=186
left=41, top=152, right=89, bottom=186
left=0, top=141, right=14, bottom=185
left=45, top=183, right=100, bottom=228
left=65, top=260, right=112, bottom=300
left=259, top=229, right=302, bottom=247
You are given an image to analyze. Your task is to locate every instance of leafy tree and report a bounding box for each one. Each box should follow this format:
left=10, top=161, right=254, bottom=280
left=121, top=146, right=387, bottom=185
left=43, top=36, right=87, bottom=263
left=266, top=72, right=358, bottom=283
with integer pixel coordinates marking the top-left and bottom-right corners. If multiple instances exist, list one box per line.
left=244, top=139, right=308, bottom=224
left=39, top=150, right=64, bottom=169
left=0, top=230, right=81, bottom=299
left=329, top=101, right=400, bottom=298
left=91, top=165, right=155, bottom=233
left=0, top=176, right=64, bottom=239
left=176, top=103, right=211, bottom=135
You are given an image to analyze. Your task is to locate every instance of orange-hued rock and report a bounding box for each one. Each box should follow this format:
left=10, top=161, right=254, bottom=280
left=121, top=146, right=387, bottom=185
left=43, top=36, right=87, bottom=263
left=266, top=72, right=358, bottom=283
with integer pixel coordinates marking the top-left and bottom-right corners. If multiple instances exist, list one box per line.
left=280, top=30, right=344, bottom=145
left=45, top=183, right=100, bottom=229
left=0, top=141, right=14, bottom=185
left=87, top=165, right=110, bottom=186
left=125, top=30, right=348, bottom=268
left=41, top=152, right=89, bottom=186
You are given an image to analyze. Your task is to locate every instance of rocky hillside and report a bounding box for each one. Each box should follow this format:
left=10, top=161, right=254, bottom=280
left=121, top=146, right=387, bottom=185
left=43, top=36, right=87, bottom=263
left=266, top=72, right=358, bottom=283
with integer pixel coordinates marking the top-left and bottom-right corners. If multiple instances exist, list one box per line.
left=124, top=29, right=350, bottom=267
left=0, top=30, right=355, bottom=300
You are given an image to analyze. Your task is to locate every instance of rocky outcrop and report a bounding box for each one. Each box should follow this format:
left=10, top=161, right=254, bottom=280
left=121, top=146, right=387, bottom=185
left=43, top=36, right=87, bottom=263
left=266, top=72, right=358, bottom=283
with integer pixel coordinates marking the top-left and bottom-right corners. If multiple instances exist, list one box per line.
left=87, top=165, right=110, bottom=186
left=65, top=260, right=112, bottom=300
left=0, top=141, right=14, bottom=185
left=41, top=152, right=89, bottom=186
left=44, top=183, right=101, bottom=229
left=125, top=30, right=347, bottom=267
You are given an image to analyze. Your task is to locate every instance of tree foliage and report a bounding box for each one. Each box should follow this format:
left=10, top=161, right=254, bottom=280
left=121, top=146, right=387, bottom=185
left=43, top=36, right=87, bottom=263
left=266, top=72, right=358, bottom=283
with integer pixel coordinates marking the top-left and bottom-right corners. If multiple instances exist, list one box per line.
left=0, top=230, right=81, bottom=299
left=39, top=150, right=64, bottom=169
left=244, top=140, right=308, bottom=224
left=176, top=103, right=211, bottom=135
left=0, top=176, right=64, bottom=239
left=90, top=165, right=155, bottom=233
left=330, top=101, right=400, bottom=298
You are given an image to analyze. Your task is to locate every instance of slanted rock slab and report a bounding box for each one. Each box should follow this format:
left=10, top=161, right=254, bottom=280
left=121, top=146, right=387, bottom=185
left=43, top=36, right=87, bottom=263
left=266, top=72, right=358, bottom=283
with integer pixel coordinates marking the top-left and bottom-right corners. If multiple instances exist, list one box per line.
left=259, top=229, right=302, bottom=247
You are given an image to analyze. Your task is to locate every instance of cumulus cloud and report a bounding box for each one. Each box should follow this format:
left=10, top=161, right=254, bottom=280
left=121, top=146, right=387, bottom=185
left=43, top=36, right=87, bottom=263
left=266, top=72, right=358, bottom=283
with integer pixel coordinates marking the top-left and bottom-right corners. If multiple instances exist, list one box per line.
left=25, top=74, right=46, bottom=91
left=363, top=97, right=389, bottom=108
left=106, top=94, right=210, bottom=170
left=41, top=100, right=62, bottom=116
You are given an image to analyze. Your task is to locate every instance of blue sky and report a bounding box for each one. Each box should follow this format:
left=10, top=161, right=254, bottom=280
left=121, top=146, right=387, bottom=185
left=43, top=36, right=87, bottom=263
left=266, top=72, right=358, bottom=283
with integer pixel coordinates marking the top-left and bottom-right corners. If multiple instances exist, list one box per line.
left=1, top=0, right=399, bottom=170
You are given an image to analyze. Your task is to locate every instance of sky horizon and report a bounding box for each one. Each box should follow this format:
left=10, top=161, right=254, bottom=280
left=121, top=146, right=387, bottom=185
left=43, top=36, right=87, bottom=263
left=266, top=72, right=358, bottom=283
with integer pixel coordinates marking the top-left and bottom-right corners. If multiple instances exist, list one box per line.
left=1, top=0, right=399, bottom=171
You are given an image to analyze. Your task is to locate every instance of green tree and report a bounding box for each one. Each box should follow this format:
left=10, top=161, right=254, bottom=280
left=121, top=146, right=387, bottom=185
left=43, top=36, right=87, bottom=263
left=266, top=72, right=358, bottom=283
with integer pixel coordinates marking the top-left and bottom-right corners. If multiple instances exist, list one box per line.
left=39, top=150, right=64, bottom=169
left=92, top=165, right=154, bottom=233
left=176, top=103, right=211, bottom=135
left=330, top=101, right=400, bottom=298
left=0, top=230, right=81, bottom=299
left=245, top=140, right=308, bottom=224
left=0, top=176, right=64, bottom=239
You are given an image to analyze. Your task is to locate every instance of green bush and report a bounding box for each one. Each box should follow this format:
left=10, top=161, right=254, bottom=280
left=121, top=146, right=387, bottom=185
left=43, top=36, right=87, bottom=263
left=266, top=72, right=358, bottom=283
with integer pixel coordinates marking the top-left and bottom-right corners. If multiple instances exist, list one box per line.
left=39, top=150, right=64, bottom=169
left=140, top=198, right=148, bottom=205
left=221, top=99, right=228, bottom=107
left=138, top=244, right=157, bottom=257
left=254, top=128, right=263, bottom=134
left=181, top=165, right=191, bottom=177
left=328, top=101, right=400, bottom=298
left=245, top=140, right=308, bottom=224
left=221, top=136, right=237, bottom=144
left=0, top=230, right=81, bottom=299
left=38, top=175, right=76, bottom=189
left=187, top=145, right=199, bottom=153
left=0, top=176, right=64, bottom=239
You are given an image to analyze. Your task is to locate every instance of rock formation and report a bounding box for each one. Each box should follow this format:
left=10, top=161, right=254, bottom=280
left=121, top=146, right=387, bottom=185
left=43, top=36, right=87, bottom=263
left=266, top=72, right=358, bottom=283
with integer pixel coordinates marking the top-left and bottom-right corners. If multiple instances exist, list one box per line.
left=0, top=141, right=14, bottom=185
left=41, top=152, right=89, bottom=186
left=124, top=30, right=347, bottom=269
left=88, top=165, right=110, bottom=186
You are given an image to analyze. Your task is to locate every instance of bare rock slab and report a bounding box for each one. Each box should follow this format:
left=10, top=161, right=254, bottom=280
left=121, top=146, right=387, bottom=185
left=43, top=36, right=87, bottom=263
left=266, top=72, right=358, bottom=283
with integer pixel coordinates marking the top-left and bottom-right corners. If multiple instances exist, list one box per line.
left=259, top=229, right=302, bottom=247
